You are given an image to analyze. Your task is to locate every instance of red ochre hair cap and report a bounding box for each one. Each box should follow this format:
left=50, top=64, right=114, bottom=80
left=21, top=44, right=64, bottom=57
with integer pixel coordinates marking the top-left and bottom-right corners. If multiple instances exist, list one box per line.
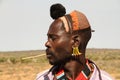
left=60, top=10, right=90, bottom=32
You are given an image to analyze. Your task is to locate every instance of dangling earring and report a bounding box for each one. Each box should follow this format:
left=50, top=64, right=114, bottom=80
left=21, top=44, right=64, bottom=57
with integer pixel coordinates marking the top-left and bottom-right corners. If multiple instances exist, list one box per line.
left=72, top=46, right=82, bottom=56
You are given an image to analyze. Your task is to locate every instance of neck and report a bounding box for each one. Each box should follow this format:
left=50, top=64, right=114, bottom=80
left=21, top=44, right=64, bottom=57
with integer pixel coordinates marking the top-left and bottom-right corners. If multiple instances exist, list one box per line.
left=64, top=55, right=86, bottom=80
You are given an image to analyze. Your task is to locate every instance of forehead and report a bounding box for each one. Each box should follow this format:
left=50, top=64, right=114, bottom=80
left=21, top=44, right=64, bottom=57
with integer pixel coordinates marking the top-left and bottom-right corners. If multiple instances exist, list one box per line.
left=48, top=19, right=66, bottom=35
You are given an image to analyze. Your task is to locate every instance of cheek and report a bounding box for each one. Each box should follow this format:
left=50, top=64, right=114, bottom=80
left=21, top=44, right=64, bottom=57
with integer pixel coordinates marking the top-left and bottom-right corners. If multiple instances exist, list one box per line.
left=55, top=39, right=72, bottom=55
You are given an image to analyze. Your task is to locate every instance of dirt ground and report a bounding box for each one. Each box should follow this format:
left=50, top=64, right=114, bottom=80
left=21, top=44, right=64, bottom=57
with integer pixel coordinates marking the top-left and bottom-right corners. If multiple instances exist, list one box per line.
left=0, top=63, right=51, bottom=80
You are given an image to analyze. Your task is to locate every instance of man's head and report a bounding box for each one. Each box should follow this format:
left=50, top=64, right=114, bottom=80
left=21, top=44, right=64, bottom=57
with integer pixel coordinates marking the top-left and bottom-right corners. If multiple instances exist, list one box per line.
left=45, top=3, right=91, bottom=65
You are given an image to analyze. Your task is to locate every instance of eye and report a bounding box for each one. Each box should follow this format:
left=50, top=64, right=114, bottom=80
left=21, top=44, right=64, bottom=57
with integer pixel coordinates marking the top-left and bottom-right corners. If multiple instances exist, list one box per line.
left=51, top=36, right=57, bottom=41
left=47, top=35, right=58, bottom=41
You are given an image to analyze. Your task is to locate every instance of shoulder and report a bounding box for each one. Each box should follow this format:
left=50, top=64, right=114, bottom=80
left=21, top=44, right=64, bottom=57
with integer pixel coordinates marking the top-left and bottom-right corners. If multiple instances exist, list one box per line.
left=100, top=70, right=115, bottom=80
left=36, top=69, right=49, bottom=80
left=36, top=68, right=55, bottom=80
left=90, top=63, right=115, bottom=80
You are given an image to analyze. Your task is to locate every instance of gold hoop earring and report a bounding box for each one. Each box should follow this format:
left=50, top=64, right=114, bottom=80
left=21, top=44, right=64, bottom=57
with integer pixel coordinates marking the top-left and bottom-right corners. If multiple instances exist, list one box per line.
left=72, top=46, right=82, bottom=56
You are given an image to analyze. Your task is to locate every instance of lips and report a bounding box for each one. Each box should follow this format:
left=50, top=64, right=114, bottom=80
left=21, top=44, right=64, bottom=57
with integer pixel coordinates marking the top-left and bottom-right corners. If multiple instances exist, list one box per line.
left=46, top=54, right=52, bottom=58
left=46, top=49, right=54, bottom=59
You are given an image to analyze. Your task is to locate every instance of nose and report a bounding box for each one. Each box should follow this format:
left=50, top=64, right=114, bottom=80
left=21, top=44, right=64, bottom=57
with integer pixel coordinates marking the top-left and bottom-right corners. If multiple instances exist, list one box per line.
left=45, top=40, right=51, bottom=48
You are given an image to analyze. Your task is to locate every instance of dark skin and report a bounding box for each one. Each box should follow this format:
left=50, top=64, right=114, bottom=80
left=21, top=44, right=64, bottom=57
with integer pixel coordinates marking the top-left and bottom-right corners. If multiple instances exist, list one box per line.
left=45, top=19, right=86, bottom=80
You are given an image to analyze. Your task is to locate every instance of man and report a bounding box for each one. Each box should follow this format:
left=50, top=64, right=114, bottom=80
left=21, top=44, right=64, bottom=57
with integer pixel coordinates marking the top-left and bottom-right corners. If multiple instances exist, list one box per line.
left=36, top=3, right=114, bottom=80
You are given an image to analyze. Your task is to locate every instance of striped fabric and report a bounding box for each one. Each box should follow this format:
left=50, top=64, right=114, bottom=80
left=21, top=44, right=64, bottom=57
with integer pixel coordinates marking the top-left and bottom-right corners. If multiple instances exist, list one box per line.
left=36, top=61, right=115, bottom=80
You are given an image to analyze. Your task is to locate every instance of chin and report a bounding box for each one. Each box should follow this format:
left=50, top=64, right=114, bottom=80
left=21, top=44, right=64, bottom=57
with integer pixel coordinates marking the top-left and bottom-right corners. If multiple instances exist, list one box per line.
left=49, top=61, right=58, bottom=65
left=49, top=60, right=64, bottom=66
left=48, top=59, right=56, bottom=65
left=49, top=62, right=54, bottom=65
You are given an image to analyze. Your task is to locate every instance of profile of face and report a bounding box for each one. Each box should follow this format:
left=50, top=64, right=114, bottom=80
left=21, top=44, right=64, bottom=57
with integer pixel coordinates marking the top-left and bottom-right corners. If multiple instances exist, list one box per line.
left=45, top=19, right=73, bottom=65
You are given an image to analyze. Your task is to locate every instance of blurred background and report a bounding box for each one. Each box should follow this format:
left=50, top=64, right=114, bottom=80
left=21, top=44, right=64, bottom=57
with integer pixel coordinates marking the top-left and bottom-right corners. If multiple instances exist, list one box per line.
left=0, top=0, right=120, bottom=51
left=0, top=0, right=120, bottom=80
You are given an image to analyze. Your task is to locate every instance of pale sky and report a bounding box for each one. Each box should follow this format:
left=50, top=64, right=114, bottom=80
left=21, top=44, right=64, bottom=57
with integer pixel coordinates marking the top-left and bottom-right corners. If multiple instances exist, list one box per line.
left=0, top=0, right=120, bottom=51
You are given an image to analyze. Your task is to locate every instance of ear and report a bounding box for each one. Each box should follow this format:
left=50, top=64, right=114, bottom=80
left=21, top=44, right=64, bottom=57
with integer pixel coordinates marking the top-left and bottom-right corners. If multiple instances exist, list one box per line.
left=72, top=34, right=81, bottom=47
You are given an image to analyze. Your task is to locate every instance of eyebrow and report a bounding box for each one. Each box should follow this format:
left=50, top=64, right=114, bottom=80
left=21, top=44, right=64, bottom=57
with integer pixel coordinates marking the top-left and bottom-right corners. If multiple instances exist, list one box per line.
left=47, top=33, right=57, bottom=37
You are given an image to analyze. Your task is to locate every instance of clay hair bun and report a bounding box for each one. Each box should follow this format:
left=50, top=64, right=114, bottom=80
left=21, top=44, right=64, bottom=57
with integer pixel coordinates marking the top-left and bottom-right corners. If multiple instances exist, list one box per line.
left=50, top=3, right=66, bottom=19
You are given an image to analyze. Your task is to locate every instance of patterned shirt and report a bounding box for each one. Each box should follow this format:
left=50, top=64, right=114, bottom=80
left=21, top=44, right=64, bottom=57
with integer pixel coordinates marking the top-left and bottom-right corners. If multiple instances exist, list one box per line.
left=36, top=61, right=114, bottom=80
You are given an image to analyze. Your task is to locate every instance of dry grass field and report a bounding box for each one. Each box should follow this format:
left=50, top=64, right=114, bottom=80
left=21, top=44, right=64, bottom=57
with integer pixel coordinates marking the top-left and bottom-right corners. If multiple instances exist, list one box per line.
left=0, top=49, right=120, bottom=80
